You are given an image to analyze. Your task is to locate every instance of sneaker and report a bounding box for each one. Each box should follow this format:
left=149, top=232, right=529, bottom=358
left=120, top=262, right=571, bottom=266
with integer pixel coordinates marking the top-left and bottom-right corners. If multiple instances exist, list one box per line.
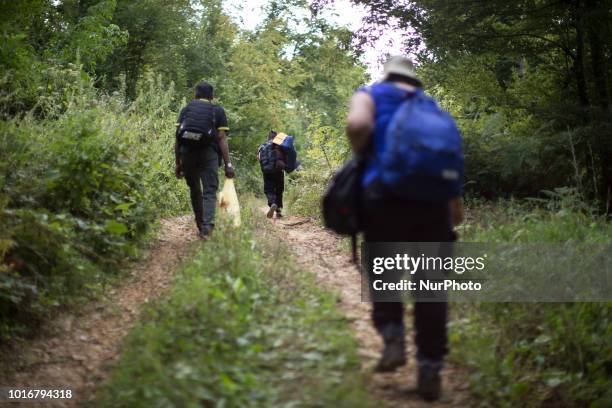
left=417, top=364, right=442, bottom=401
left=374, top=338, right=406, bottom=372
left=267, top=204, right=277, bottom=219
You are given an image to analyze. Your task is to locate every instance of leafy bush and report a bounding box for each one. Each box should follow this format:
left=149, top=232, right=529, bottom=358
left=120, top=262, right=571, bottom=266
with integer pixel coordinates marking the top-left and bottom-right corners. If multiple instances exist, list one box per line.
left=284, top=120, right=351, bottom=217
left=0, top=75, right=186, bottom=341
left=422, top=55, right=612, bottom=207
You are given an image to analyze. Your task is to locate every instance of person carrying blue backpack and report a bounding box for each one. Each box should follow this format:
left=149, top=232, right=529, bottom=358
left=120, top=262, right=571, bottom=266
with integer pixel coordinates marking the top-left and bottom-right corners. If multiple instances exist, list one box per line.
left=258, top=130, right=299, bottom=218
left=345, top=56, right=464, bottom=401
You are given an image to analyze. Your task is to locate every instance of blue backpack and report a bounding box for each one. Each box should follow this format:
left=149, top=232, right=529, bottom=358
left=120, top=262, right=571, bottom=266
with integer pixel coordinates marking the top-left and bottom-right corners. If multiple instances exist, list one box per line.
left=278, top=135, right=298, bottom=173
left=379, top=89, right=464, bottom=201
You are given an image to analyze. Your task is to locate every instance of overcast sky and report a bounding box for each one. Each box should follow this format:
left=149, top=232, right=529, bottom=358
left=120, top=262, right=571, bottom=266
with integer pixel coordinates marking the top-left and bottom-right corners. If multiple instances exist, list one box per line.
left=223, top=0, right=404, bottom=79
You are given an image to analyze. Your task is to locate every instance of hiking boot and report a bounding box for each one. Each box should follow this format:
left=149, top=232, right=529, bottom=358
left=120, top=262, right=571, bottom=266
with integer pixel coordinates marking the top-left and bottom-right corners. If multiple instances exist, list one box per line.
left=198, top=225, right=213, bottom=240
left=275, top=209, right=282, bottom=218
left=267, top=204, right=277, bottom=218
left=417, top=364, right=442, bottom=401
left=375, top=338, right=406, bottom=372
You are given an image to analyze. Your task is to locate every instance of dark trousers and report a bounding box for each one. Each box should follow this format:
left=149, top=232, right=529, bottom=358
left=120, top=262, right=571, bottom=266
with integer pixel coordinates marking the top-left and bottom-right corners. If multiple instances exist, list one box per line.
left=362, top=181, right=455, bottom=361
left=180, top=145, right=219, bottom=231
left=263, top=170, right=284, bottom=209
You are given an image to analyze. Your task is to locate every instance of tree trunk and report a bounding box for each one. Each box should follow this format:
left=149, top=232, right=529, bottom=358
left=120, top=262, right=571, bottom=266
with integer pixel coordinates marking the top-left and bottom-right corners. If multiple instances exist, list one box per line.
left=572, top=0, right=590, bottom=108
left=584, top=0, right=612, bottom=211
left=125, top=40, right=146, bottom=100
left=585, top=0, right=611, bottom=113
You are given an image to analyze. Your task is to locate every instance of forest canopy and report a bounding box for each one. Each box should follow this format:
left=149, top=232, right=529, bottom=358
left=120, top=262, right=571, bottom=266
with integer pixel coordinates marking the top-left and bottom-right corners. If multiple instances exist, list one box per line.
left=341, top=0, right=612, bottom=208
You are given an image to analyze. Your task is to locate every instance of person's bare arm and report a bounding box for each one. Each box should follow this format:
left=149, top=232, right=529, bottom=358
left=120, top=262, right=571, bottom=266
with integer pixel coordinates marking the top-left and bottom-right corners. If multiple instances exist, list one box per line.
left=174, top=139, right=182, bottom=178
left=450, top=197, right=464, bottom=226
left=217, top=130, right=235, bottom=178
left=346, top=92, right=375, bottom=153
left=174, top=113, right=184, bottom=178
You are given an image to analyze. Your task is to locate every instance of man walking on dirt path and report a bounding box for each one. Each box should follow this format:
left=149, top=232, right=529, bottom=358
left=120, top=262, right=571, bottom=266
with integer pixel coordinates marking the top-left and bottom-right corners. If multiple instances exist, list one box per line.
left=346, top=56, right=464, bottom=401
left=258, top=130, right=286, bottom=219
left=175, top=81, right=235, bottom=239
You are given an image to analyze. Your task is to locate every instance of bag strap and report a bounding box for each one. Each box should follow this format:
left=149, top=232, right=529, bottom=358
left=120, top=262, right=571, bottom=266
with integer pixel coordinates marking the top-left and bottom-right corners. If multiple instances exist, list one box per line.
left=196, top=99, right=217, bottom=132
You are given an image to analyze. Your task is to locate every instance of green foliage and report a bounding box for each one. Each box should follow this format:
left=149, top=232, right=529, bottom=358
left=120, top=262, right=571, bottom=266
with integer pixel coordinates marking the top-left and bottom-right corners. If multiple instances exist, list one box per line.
left=57, top=0, right=127, bottom=71
left=0, top=0, right=367, bottom=343
left=421, top=53, right=610, bottom=203
left=0, top=75, right=186, bottom=341
left=214, top=15, right=367, bottom=201
left=100, top=0, right=199, bottom=98
left=459, top=189, right=610, bottom=243
left=453, top=302, right=611, bottom=407
left=355, top=0, right=612, bottom=207
left=281, top=24, right=365, bottom=216
left=0, top=0, right=127, bottom=116
left=451, top=198, right=612, bottom=407
left=285, top=118, right=352, bottom=217
left=96, top=199, right=374, bottom=407
left=0, top=25, right=43, bottom=115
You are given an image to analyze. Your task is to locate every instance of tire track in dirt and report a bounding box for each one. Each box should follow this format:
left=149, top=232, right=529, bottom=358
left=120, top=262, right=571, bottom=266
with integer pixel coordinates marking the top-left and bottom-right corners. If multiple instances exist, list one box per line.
left=268, top=214, right=470, bottom=407
left=0, top=215, right=196, bottom=407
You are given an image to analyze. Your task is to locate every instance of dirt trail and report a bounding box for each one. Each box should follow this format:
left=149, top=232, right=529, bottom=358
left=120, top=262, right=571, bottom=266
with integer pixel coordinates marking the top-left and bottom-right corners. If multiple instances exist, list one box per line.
left=0, top=216, right=196, bottom=407
left=268, top=214, right=470, bottom=407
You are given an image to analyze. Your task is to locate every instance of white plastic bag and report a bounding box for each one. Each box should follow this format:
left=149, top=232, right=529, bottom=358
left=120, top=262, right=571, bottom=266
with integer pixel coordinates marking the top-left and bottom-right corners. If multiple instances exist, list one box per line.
left=217, top=179, right=241, bottom=227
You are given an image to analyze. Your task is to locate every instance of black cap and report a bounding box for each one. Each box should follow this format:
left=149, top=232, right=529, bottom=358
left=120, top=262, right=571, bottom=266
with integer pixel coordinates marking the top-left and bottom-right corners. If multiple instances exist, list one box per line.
left=195, top=81, right=213, bottom=99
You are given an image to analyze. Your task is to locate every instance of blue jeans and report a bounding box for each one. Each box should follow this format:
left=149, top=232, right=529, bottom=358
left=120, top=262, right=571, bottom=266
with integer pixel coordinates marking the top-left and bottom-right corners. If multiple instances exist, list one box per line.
left=180, top=145, right=219, bottom=231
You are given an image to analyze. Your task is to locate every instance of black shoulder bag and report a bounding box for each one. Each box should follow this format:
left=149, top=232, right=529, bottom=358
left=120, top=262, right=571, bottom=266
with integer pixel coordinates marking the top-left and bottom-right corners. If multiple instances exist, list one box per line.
left=321, top=156, right=365, bottom=263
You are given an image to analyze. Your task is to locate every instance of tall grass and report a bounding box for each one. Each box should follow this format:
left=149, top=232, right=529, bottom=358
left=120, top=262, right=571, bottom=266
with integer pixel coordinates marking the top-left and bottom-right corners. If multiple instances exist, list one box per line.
left=452, top=193, right=611, bottom=407
left=96, top=199, right=374, bottom=407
